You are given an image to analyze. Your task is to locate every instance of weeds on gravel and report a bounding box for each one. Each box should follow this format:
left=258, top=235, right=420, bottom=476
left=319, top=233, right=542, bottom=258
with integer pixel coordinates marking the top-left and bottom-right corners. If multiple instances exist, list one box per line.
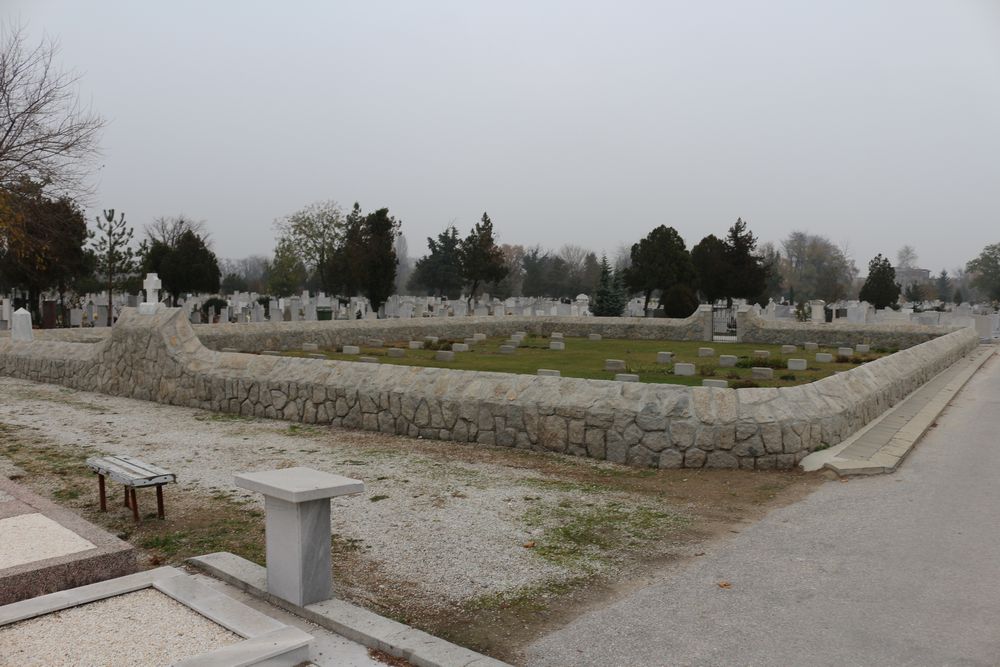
left=193, top=413, right=254, bottom=422
left=524, top=501, right=689, bottom=569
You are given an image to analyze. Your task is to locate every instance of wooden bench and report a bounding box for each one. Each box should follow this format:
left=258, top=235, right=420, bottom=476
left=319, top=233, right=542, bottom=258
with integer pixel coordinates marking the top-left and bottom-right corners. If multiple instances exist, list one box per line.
left=86, top=455, right=176, bottom=522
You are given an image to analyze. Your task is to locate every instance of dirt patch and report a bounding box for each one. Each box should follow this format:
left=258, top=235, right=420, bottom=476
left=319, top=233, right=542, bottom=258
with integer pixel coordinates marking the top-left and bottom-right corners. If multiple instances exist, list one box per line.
left=0, top=377, right=822, bottom=663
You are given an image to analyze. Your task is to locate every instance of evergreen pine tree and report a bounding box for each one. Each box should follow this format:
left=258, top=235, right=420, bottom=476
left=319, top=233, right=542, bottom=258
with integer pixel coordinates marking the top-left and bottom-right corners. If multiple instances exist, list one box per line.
left=593, top=254, right=626, bottom=316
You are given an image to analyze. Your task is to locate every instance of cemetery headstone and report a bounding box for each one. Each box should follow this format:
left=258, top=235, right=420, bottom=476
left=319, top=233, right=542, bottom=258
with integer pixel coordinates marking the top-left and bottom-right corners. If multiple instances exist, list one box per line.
left=11, top=308, right=33, bottom=342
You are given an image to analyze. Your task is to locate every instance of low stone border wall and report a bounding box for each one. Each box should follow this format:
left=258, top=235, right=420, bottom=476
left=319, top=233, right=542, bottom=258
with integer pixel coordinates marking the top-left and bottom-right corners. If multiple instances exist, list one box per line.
left=737, top=309, right=959, bottom=349
left=0, top=308, right=978, bottom=469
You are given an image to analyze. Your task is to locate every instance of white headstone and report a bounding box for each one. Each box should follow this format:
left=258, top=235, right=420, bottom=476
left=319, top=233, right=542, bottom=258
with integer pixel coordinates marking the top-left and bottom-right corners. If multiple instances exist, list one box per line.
left=11, top=308, right=32, bottom=342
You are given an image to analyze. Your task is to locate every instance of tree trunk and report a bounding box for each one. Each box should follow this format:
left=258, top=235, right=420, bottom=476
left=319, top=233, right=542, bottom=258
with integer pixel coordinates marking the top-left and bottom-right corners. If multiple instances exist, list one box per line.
left=107, top=274, right=113, bottom=326
left=467, top=280, right=479, bottom=314
left=642, top=290, right=651, bottom=315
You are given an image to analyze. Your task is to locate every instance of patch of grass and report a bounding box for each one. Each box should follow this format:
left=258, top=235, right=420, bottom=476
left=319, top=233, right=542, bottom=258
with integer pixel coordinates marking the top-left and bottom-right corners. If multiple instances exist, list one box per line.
left=193, top=412, right=253, bottom=422
left=52, top=487, right=82, bottom=501
left=518, top=478, right=611, bottom=494
left=270, top=336, right=889, bottom=388
left=286, top=424, right=319, bottom=436
left=140, top=531, right=189, bottom=556
left=524, top=501, right=690, bottom=568
left=465, top=576, right=583, bottom=613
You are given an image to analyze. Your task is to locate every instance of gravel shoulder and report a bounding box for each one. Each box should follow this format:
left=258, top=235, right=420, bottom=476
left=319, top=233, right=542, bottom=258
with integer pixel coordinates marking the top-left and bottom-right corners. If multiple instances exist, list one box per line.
left=0, top=376, right=820, bottom=662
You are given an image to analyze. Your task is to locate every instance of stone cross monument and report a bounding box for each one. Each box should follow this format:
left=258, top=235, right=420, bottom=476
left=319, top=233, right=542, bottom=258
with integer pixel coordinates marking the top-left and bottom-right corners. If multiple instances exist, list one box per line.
left=140, top=273, right=162, bottom=315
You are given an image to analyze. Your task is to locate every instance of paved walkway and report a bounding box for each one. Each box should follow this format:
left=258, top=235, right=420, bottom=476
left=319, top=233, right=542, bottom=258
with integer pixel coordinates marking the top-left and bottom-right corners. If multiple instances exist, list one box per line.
left=525, top=347, right=1000, bottom=666
left=803, top=345, right=996, bottom=475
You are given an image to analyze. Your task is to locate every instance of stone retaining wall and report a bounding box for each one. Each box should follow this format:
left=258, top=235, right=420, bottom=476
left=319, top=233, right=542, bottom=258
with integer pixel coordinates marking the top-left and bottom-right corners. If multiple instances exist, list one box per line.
left=737, top=309, right=959, bottom=349
left=0, top=307, right=978, bottom=470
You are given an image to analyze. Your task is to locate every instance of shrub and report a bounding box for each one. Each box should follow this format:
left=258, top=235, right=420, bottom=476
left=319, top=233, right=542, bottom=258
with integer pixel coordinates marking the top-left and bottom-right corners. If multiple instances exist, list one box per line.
left=661, top=284, right=699, bottom=318
left=730, top=379, right=760, bottom=388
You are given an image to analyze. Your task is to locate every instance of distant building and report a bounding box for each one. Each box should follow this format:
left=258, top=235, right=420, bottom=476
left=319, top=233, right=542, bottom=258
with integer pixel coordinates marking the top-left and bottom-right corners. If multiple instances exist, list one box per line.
left=894, top=267, right=931, bottom=288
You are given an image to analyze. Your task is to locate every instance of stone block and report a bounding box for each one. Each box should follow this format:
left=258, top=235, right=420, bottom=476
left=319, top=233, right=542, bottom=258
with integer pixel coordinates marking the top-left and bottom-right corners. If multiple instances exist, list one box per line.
left=751, top=367, right=774, bottom=380
left=698, top=347, right=715, bottom=357
left=424, top=336, right=439, bottom=344
left=604, top=359, right=626, bottom=372
left=615, top=373, right=640, bottom=382
left=588, top=333, right=602, bottom=341
left=387, top=348, right=405, bottom=358
left=803, top=342, right=819, bottom=351
left=551, top=332, right=564, bottom=340
left=537, top=369, right=561, bottom=377
left=473, top=333, right=487, bottom=341
left=719, top=355, right=737, bottom=367
left=513, top=331, right=527, bottom=338
left=342, top=345, right=360, bottom=355
left=408, top=340, right=424, bottom=349
left=837, top=347, right=854, bottom=358
left=452, top=343, right=469, bottom=352
left=787, top=358, right=807, bottom=371
left=463, top=338, right=477, bottom=346
left=435, top=350, right=455, bottom=361
left=702, top=379, right=728, bottom=388
left=368, top=338, right=384, bottom=347
left=855, top=344, right=870, bottom=354
left=550, top=341, right=565, bottom=351
left=753, top=350, right=770, bottom=359
left=301, top=343, right=318, bottom=352
left=781, top=345, right=797, bottom=354
left=499, top=345, right=515, bottom=354
left=674, top=363, right=696, bottom=376
left=504, top=339, right=519, bottom=347
left=816, top=352, right=833, bottom=363
left=656, top=351, right=673, bottom=364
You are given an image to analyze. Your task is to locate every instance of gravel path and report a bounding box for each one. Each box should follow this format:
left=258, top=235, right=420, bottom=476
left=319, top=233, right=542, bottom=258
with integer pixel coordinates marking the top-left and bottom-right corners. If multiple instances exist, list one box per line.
left=0, top=588, right=239, bottom=666
left=0, top=377, right=678, bottom=604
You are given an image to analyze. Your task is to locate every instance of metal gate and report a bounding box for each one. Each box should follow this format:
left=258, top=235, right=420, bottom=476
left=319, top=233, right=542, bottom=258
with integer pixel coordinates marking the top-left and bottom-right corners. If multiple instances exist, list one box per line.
left=712, top=305, right=737, bottom=342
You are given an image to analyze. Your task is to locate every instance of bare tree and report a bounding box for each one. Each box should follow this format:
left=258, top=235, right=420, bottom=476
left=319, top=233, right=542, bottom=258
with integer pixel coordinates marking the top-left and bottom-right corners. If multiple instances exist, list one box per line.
left=146, top=215, right=209, bottom=247
left=0, top=22, right=105, bottom=197
left=274, top=200, right=345, bottom=294
left=896, top=245, right=918, bottom=270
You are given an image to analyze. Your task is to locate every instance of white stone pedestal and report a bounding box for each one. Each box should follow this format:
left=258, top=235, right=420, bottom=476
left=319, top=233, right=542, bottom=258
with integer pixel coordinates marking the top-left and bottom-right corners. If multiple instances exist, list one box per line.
left=809, top=300, right=826, bottom=323
left=235, top=467, right=364, bottom=606
left=11, top=308, right=32, bottom=342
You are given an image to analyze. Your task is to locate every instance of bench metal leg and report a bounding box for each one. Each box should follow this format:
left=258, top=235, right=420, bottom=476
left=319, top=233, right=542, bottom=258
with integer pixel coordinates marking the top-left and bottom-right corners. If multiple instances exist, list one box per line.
left=124, top=485, right=130, bottom=508
left=98, top=474, right=106, bottom=511
left=130, top=488, right=139, bottom=522
left=156, top=484, right=165, bottom=520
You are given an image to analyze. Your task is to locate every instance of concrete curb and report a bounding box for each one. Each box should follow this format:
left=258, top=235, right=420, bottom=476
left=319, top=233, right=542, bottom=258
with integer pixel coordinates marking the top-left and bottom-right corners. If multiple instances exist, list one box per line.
left=814, top=345, right=995, bottom=476
left=187, top=552, right=509, bottom=667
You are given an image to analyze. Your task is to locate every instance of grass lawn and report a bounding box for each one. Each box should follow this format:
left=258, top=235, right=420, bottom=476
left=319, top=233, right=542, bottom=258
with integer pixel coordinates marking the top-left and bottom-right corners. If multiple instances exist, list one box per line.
left=281, top=335, right=892, bottom=388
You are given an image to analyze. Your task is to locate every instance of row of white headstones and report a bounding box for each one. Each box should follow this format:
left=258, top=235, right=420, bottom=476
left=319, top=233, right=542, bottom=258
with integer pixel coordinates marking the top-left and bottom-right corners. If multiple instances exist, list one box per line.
left=9, top=273, right=163, bottom=342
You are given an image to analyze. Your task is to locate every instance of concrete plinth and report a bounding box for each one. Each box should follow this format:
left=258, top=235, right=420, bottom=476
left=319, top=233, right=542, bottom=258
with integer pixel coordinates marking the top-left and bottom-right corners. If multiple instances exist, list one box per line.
left=235, top=467, right=363, bottom=607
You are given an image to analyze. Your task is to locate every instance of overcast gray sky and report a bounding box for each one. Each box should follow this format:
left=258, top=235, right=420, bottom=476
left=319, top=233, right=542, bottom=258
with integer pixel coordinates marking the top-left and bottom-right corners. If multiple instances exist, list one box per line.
left=7, top=1, right=1000, bottom=272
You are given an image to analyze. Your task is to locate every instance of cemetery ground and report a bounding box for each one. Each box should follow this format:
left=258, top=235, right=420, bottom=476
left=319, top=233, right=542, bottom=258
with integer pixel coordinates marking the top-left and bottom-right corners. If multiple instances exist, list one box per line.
left=0, top=376, right=820, bottom=663
left=280, top=335, right=891, bottom=387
